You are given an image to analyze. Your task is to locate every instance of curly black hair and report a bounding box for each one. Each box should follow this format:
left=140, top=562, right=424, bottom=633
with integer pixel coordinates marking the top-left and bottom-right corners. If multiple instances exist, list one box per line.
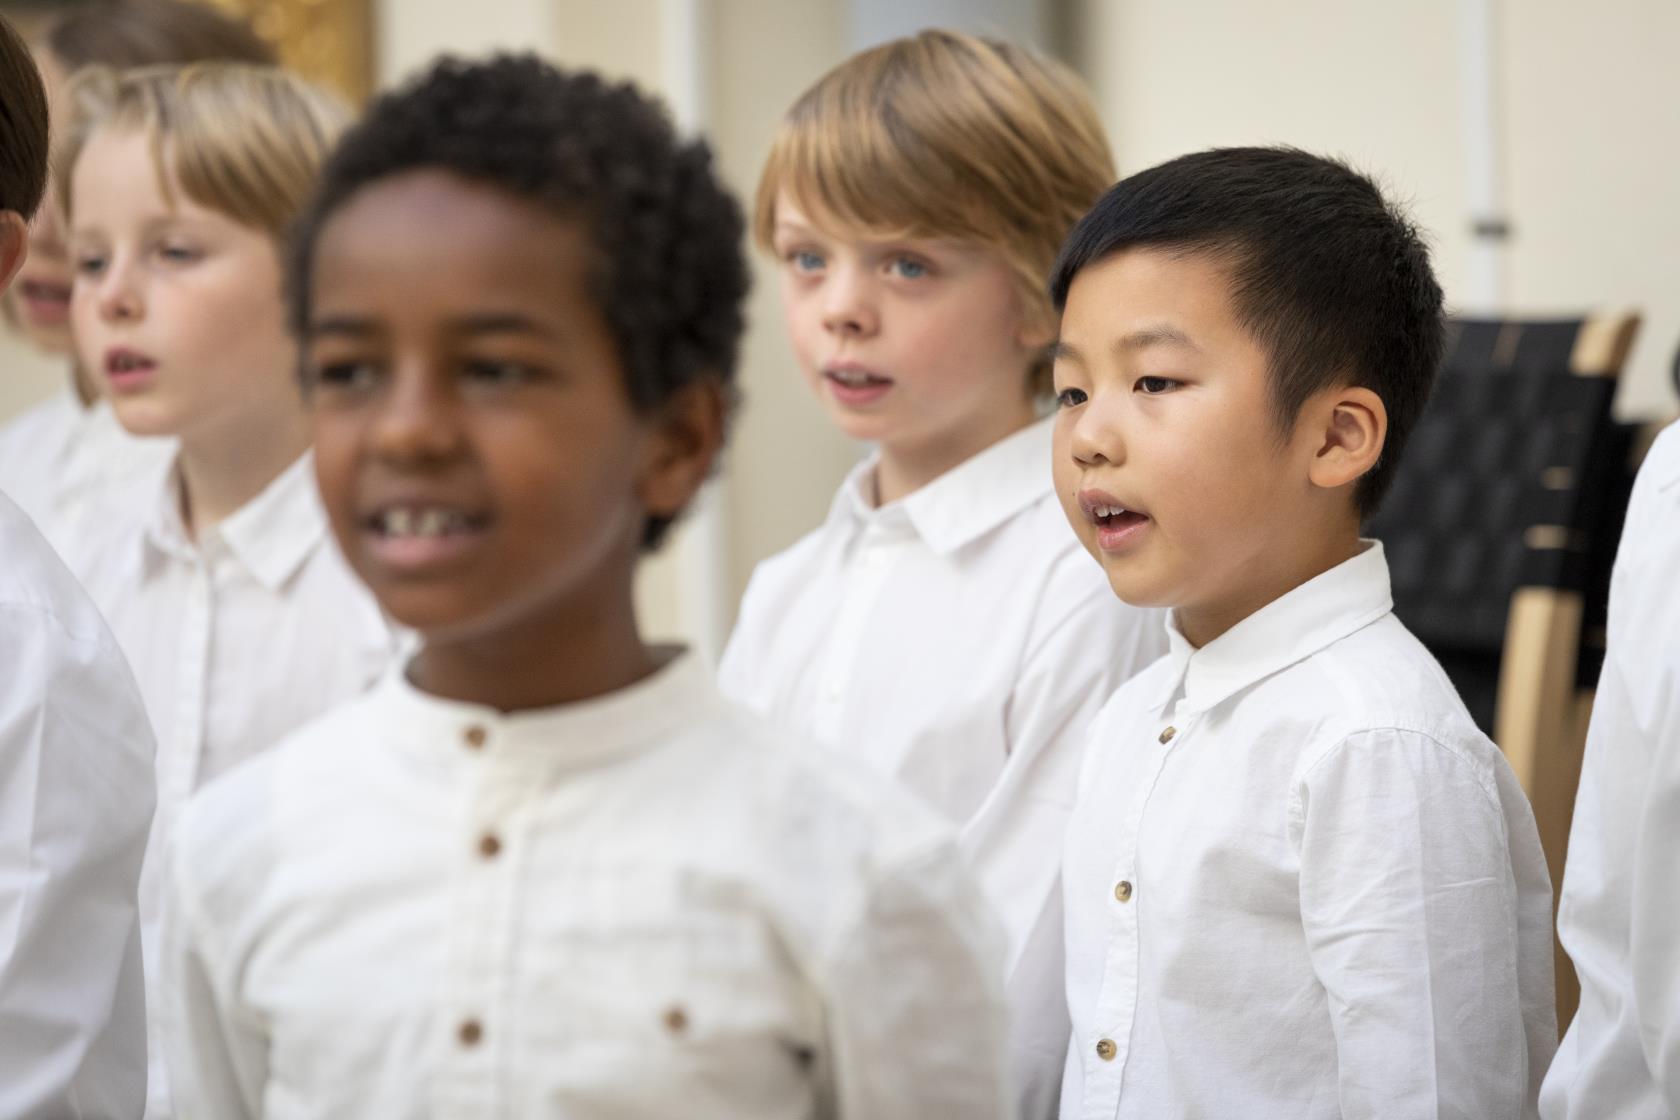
left=285, top=54, right=750, bottom=549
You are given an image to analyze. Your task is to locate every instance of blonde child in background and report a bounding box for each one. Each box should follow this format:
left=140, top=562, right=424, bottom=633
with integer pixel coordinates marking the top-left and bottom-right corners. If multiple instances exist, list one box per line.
left=165, top=54, right=1011, bottom=1118
left=0, top=0, right=274, bottom=551
left=0, top=16, right=153, bottom=1113
left=718, top=30, right=1165, bottom=1115
left=57, top=63, right=397, bottom=1117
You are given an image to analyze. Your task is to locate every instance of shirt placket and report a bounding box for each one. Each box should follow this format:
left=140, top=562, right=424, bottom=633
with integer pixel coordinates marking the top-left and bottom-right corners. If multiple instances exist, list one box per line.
left=1082, top=711, right=1193, bottom=1120
left=164, top=547, right=216, bottom=818
left=811, top=521, right=908, bottom=743
left=437, top=721, right=525, bottom=1118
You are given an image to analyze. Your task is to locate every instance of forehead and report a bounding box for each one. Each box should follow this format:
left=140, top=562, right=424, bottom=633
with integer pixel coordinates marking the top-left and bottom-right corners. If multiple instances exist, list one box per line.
left=311, top=171, right=595, bottom=316
left=1060, top=246, right=1247, bottom=349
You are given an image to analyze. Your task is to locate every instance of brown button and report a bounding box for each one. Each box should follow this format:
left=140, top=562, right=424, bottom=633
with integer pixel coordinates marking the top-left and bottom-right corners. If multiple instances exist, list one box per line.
left=1114, top=880, right=1133, bottom=903
left=1095, top=1037, right=1117, bottom=1061
left=1158, top=725, right=1177, bottom=744
left=463, top=725, right=488, bottom=750
left=478, top=833, right=501, bottom=859
left=662, top=1005, right=689, bottom=1035
left=458, top=1018, right=483, bottom=1047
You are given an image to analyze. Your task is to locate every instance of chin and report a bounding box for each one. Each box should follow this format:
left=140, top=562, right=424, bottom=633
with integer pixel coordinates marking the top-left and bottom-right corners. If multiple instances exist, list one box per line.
left=107, top=398, right=182, bottom=440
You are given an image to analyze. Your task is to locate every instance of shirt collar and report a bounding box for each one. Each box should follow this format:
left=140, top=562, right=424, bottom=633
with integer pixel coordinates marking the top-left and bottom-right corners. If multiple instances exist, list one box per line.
left=143, top=451, right=328, bottom=591
left=824, top=418, right=1054, bottom=556
left=378, top=649, right=719, bottom=775
left=1155, top=540, right=1394, bottom=716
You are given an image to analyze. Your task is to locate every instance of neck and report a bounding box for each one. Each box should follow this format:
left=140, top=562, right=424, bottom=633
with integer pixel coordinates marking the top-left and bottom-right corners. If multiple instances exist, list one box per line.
left=70, top=359, right=98, bottom=407
left=176, top=405, right=311, bottom=537
left=1176, top=522, right=1363, bottom=649
left=409, top=569, right=660, bottom=714
left=874, top=395, right=1037, bottom=506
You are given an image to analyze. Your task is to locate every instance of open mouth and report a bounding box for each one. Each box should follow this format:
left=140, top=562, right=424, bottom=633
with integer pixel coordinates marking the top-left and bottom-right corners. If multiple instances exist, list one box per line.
left=104, top=348, right=158, bottom=389
left=1079, top=491, right=1152, bottom=552
left=366, top=506, right=490, bottom=540
left=361, top=503, right=492, bottom=573
left=18, top=279, right=71, bottom=322
left=823, top=364, right=894, bottom=405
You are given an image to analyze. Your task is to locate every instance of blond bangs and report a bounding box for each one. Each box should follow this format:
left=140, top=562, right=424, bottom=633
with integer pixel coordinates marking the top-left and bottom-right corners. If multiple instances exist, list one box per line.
left=753, top=29, right=1115, bottom=334
left=57, top=63, right=348, bottom=243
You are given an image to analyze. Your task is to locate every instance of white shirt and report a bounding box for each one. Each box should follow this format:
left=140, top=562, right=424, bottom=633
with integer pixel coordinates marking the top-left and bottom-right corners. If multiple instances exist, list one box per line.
left=1542, top=421, right=1680, bottom=1119
left=165, top=653, right=1014, bottom=1119
left=0, top=490, right=154, bottom=1118
left=0, top=386, right=173, bottom=557
left=73, top=450, right=397, bottom=1117
left=1061, top=542, right=1557, bottom=1120
left=719, top=418, right=1166, bottom=1116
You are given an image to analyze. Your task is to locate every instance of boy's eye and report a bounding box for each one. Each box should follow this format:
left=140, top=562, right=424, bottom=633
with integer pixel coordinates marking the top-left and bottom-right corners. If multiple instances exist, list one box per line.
left=1136, top=376, right=1180, bottom=395
left=888, top=256, right=928, bottom=280
left=312, top=360, right=380, bottom=391
left=156, top=243, right=201, bottom=264
left=787, top=249, right=824, bottom=273
left=73, top=253, right=106, bottom=276
left=463, top=358, right=535, bottom=385
left=1055, top=387, right=1088, bottom=409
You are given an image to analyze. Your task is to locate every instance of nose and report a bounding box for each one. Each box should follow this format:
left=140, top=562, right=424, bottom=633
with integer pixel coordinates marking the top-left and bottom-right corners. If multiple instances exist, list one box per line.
left=93, top=254, right=142, bottom=323
left=368, top=358, right=466, bottom=465
left=1068, top=387, right=1126, bottom=468
left=820, top=262, right=878, bottom=338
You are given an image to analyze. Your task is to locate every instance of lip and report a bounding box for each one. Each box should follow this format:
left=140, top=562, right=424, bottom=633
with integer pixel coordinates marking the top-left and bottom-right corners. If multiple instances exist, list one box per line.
left=357, top=497, right=493, bottom=577
left=1077, top=487, right=1153, bottom=554
left=822, top=360, right=894, bottom=408
left=16, top=277, right=71, bottom=326
left=103, top=346, right=159, bottom=393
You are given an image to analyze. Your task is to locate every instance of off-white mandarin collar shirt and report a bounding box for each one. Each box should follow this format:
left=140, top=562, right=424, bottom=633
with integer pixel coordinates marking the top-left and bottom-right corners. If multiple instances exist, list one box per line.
left=0, top=386, right=173, bottom=557
left=0, top=490, right=154, bottom=1118
left=73, top=449, right=398, bottom=1118
left=1061, top=542, right=1557, bottom=1120
left=720, top=418, right=1166, bottom=1117
left=165, top=653, right=1013, bottom=1119
left=1542, top=422, right=1680, bottom=1119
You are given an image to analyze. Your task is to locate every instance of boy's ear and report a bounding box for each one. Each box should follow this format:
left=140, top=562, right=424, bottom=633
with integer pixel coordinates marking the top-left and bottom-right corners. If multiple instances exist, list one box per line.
left=1305, top=383, right=1387, bottom=492
left=0, top=212, right=29, bottom=293
left=636, top=378, right=727, bottom=523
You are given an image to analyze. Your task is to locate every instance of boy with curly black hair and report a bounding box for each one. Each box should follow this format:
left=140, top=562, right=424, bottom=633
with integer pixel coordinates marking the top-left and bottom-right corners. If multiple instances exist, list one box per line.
left=163, top=55, right=1013, bottom=1119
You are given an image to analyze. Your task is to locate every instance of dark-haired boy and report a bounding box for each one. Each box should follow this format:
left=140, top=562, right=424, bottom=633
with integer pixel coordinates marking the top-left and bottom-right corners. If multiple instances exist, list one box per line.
left=0, top=13, right=154, bottom=1116
left=1049, top=147, right=1555, bottom=1118
left=164, top=55, right=1012, bottom=1118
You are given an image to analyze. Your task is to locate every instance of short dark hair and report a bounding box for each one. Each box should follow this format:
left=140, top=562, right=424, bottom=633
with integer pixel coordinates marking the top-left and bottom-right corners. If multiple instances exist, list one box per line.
left=285, top=54, right=751, bottom=550
left=46, top=0, right=274, bottom=72
left=1049, top=146, right=1444, bottom=517
left=0, top=13, right=47, bottom=219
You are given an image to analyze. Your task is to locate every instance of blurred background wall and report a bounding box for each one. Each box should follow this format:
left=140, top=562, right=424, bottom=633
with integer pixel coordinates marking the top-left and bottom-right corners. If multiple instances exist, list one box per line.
left=3, top=0, right=1675, bottom=649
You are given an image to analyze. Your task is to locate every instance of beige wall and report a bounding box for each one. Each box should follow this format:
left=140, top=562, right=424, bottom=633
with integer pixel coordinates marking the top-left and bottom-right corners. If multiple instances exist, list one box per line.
left=1069, top=0, right=1679, bottom=421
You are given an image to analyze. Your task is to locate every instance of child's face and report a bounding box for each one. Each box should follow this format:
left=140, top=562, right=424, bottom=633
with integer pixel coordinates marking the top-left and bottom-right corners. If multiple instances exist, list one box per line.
left=305, top=170, right=705, bottom=646
left=7, top=49, right=72, bottom=355
left=68, top=127, right=296, bottom=440
left=771, top=192, right=1044, bottom=462
left=1052, top=248, right=1336, bottom=643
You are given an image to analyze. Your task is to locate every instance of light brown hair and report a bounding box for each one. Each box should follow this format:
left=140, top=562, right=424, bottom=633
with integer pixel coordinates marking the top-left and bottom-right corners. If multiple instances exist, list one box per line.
left=55, top=62, right=347, bottom=243
left=755, top=29, right=1115, bottom=366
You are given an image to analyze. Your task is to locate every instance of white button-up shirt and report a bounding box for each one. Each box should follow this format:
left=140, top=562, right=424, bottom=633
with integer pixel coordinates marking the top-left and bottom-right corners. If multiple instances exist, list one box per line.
left=73, top=450, right=397, bottom=1117
left=165, top=653, right=1013, bottom=1119
left=1061, top=542, right=1557, bottom=1120
left=0, top=386, right=173, bottom=557
left=1542, top=422, right=1680, bottom=1119
left=0, top=490, right=154, bottom=1118
left=719, top=418, right=1166, bottom=1115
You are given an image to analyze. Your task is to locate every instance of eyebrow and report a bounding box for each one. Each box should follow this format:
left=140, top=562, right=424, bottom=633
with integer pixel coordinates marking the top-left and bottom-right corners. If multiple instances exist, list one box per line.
left=306, top=312, right=557, bottom=340
left=1050, top=325, right=1200, bottom=364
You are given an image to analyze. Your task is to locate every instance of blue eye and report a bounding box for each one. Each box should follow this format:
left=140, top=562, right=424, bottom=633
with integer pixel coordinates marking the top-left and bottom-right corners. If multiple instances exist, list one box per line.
left=1055, top=387, right=1088, bottom=409
left=157, top=243, right=201, bottom=264
left=788, top=250, right=824, bottom=272
left=890, top=256, right=928, bottom=280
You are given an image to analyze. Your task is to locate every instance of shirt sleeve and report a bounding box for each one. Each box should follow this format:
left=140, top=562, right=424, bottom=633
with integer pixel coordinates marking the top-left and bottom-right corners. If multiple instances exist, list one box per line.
left=1630, top=684, right=1680, bottom=1111
left=1294, top=728, right=1552, bottom=1120
left=822, top=839, right=1014, bottom=1120
left=0, top=604, right=154, bottom=1119
left=163, top=807, right=269, bottom=1119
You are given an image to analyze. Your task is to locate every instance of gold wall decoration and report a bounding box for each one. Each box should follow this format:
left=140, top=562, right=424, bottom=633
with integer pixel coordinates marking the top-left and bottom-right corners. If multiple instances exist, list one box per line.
left=199, top=0, right=374, bottom=103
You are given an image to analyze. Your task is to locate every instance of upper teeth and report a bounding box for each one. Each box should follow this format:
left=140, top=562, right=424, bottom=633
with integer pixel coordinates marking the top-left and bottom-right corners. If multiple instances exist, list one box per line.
left=1093, top=504, right=1128, bottom=518
left=831, top=368, right=878, bottom=386
left=379, top=508, right=469, bottom=537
